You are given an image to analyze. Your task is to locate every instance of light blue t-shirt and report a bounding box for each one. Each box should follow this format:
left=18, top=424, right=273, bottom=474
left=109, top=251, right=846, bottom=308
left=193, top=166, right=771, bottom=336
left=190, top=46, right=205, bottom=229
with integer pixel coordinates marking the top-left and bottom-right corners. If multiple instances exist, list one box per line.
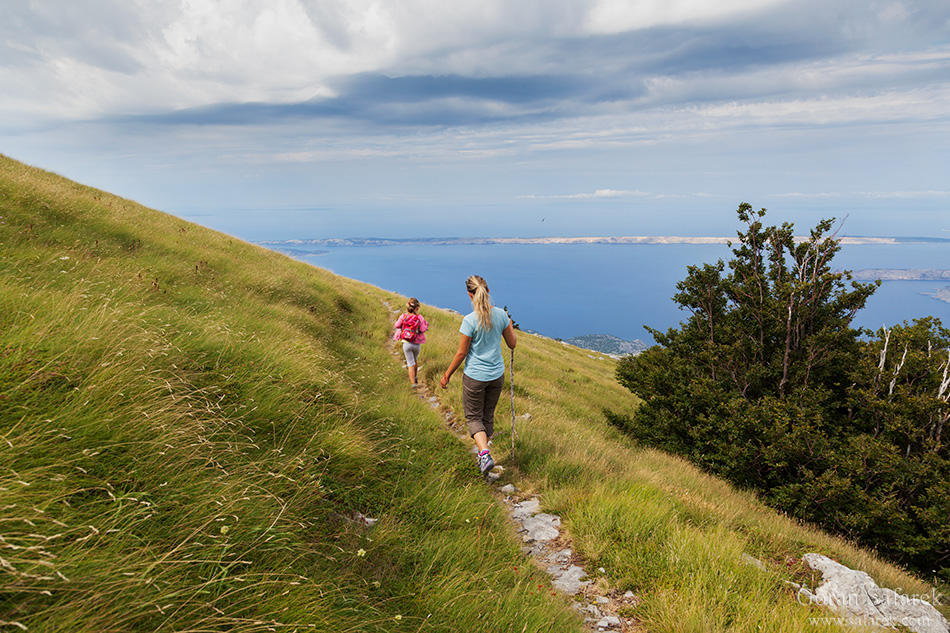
left=460, top=306, right=510, bottom=381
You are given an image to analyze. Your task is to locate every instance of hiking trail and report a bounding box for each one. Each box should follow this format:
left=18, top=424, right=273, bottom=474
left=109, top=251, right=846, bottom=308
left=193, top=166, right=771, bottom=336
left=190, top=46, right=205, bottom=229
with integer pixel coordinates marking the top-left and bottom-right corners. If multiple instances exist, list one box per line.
left=384, top=302, right=640, bottom=632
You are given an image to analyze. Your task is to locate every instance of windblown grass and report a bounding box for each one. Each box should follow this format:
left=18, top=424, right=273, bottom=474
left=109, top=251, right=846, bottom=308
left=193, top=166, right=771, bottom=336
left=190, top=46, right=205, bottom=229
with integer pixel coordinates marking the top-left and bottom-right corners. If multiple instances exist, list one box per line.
left=2, top=153, right=944, bottom=632
left=0, top=154, right=579, bottom=632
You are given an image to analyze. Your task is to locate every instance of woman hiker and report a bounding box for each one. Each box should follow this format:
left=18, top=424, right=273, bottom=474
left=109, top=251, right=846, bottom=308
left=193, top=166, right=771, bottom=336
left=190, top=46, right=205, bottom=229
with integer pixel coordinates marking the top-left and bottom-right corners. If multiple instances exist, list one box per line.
left=393, top=297, right=429, bottom=386
left=440, top=275, right=517, bottom=476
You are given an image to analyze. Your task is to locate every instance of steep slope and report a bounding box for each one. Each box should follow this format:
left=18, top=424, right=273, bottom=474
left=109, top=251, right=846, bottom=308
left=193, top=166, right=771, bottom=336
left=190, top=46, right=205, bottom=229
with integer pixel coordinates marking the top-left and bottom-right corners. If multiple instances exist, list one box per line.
left=0, top=154, right=590, bottom=632
left=1, top=154, right=944, bottom=632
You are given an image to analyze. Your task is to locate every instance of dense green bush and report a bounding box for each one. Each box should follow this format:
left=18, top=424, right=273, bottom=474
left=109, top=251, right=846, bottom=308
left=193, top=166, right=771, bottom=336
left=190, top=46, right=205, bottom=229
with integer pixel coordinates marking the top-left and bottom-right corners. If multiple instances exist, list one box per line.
left=609, top=204, right=950, bottom=580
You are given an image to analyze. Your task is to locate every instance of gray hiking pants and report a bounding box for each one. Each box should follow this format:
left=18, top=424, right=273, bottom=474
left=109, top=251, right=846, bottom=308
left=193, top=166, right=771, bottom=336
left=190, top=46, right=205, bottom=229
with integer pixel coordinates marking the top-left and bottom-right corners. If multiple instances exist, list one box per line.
left=462, top=373, right=505, bottom=439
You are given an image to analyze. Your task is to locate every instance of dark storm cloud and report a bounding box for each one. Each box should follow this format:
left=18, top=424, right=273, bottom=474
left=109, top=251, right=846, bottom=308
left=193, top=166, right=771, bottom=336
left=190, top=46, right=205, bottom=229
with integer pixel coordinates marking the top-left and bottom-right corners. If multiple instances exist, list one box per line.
left=108, top=71, right=648, bottom=127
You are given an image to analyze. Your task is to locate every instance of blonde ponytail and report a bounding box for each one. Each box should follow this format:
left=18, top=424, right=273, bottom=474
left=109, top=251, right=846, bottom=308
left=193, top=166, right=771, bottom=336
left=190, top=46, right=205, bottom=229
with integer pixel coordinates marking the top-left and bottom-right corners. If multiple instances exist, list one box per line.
left=465, top=275, right=493, bottom=330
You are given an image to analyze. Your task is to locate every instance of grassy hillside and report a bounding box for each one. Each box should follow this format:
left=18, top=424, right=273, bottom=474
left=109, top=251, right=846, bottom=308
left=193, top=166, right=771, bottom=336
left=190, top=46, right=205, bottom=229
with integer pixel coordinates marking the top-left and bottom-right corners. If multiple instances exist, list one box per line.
left=0, top=153, right=943, bottom=632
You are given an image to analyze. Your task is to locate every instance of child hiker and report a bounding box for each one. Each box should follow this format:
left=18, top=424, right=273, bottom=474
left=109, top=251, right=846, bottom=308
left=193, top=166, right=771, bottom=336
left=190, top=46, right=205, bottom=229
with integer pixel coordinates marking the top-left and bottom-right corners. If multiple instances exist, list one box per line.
left=440, top=275, right=517, bottom=476
left=394, top=298, right=428, bottom=386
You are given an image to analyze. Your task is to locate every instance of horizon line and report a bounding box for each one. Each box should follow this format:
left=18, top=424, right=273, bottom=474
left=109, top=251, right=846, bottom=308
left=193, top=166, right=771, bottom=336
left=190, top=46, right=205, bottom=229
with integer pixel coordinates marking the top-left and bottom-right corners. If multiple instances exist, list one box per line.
left=259, top=235, right=950, bottom=246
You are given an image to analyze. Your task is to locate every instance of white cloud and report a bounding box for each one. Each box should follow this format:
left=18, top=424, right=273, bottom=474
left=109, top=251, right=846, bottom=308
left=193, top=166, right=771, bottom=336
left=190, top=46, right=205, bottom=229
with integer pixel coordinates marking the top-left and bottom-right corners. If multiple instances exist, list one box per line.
left=584, top=0, right=787, bottom=33
left=2, top=0, right=402, bottom=122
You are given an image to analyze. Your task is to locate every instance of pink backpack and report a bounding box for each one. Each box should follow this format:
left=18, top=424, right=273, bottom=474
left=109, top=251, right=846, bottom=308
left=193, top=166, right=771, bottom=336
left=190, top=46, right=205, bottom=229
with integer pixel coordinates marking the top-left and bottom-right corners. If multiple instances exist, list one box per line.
left=400, top=314, right=421, bottom=342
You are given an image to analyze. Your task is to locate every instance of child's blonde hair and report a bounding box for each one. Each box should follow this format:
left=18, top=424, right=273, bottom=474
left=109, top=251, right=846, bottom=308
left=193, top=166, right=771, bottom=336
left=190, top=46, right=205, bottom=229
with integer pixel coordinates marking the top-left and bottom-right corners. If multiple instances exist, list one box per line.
left=465, top=275, right=493, bottom=330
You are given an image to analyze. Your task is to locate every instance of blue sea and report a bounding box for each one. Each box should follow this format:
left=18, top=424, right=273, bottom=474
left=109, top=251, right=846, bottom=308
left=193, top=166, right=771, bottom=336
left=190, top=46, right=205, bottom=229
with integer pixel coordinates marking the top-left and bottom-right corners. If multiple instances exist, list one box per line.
left=291, top=242, right=950, bottom=345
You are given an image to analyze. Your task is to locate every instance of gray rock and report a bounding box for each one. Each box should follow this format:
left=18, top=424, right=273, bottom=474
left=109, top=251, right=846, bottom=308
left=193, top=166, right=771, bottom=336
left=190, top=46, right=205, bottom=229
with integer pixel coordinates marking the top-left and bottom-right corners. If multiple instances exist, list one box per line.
left=595, top=615, right=622, bottom=629
left=499, top=483, right=518, bottom=495
left=801, top=553, right=949, bottom=633
left=510, top=498, right=541, bottom=520
left=548, top=564, right=590, bottom=594
left=521, top=513, right=560, bottom=542
left=552, top=548, right=572, bottom=562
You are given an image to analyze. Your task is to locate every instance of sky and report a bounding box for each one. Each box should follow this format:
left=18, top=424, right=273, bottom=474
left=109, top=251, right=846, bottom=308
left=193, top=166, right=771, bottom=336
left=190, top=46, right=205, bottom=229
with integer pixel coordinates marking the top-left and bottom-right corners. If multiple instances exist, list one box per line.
left=2, top=0, right=949, bottom=241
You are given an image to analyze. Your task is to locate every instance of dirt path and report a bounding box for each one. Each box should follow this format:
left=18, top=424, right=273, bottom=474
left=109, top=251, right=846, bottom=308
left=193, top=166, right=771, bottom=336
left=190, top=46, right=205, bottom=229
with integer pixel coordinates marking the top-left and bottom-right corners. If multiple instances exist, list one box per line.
left=384, top=303, right=639, bottom=631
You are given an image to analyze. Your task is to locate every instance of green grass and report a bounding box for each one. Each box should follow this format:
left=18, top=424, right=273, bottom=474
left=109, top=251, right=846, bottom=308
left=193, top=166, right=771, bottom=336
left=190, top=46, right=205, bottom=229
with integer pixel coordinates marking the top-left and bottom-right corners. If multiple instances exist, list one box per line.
left=1, top=153, right=944, bottom=632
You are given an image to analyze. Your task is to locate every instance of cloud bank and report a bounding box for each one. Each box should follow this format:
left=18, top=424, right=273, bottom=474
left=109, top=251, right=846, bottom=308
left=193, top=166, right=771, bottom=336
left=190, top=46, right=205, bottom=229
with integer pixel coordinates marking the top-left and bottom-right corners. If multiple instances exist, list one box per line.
left=4, top=0, right=949, bottom=128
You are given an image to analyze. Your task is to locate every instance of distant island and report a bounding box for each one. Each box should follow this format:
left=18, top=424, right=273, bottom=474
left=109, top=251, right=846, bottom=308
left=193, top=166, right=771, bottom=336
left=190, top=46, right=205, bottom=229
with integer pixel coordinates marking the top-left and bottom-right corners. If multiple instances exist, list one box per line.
left=923, top=287, right=950, bottom=304
left=850, top=270, right=950, bottom=304
left=851, top=269, right=950, bottom=281
left=523, top=331, right=649, bottom=356
left=564, top=334, right=649, bottom=356
left=260, top=235, right=950, bottom=252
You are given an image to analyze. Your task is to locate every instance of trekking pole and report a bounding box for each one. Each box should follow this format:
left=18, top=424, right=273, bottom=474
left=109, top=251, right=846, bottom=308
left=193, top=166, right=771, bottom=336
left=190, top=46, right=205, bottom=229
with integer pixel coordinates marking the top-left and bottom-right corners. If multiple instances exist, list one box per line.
left=509, top=347, right=516, bottom=463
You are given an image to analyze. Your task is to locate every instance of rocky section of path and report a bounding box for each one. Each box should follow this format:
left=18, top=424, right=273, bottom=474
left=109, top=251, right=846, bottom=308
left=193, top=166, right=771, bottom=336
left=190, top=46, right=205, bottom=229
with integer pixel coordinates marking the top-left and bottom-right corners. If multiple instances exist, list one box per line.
left=504, top=493, right=639, bottom=631
left=383, top=301, right=639, bottom=631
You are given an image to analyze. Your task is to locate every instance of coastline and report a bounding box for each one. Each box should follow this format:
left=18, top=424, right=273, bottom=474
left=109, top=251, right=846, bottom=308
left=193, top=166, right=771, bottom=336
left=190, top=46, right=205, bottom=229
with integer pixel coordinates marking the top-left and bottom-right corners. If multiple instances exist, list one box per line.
left=260, top=235, right=950, bottom=249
